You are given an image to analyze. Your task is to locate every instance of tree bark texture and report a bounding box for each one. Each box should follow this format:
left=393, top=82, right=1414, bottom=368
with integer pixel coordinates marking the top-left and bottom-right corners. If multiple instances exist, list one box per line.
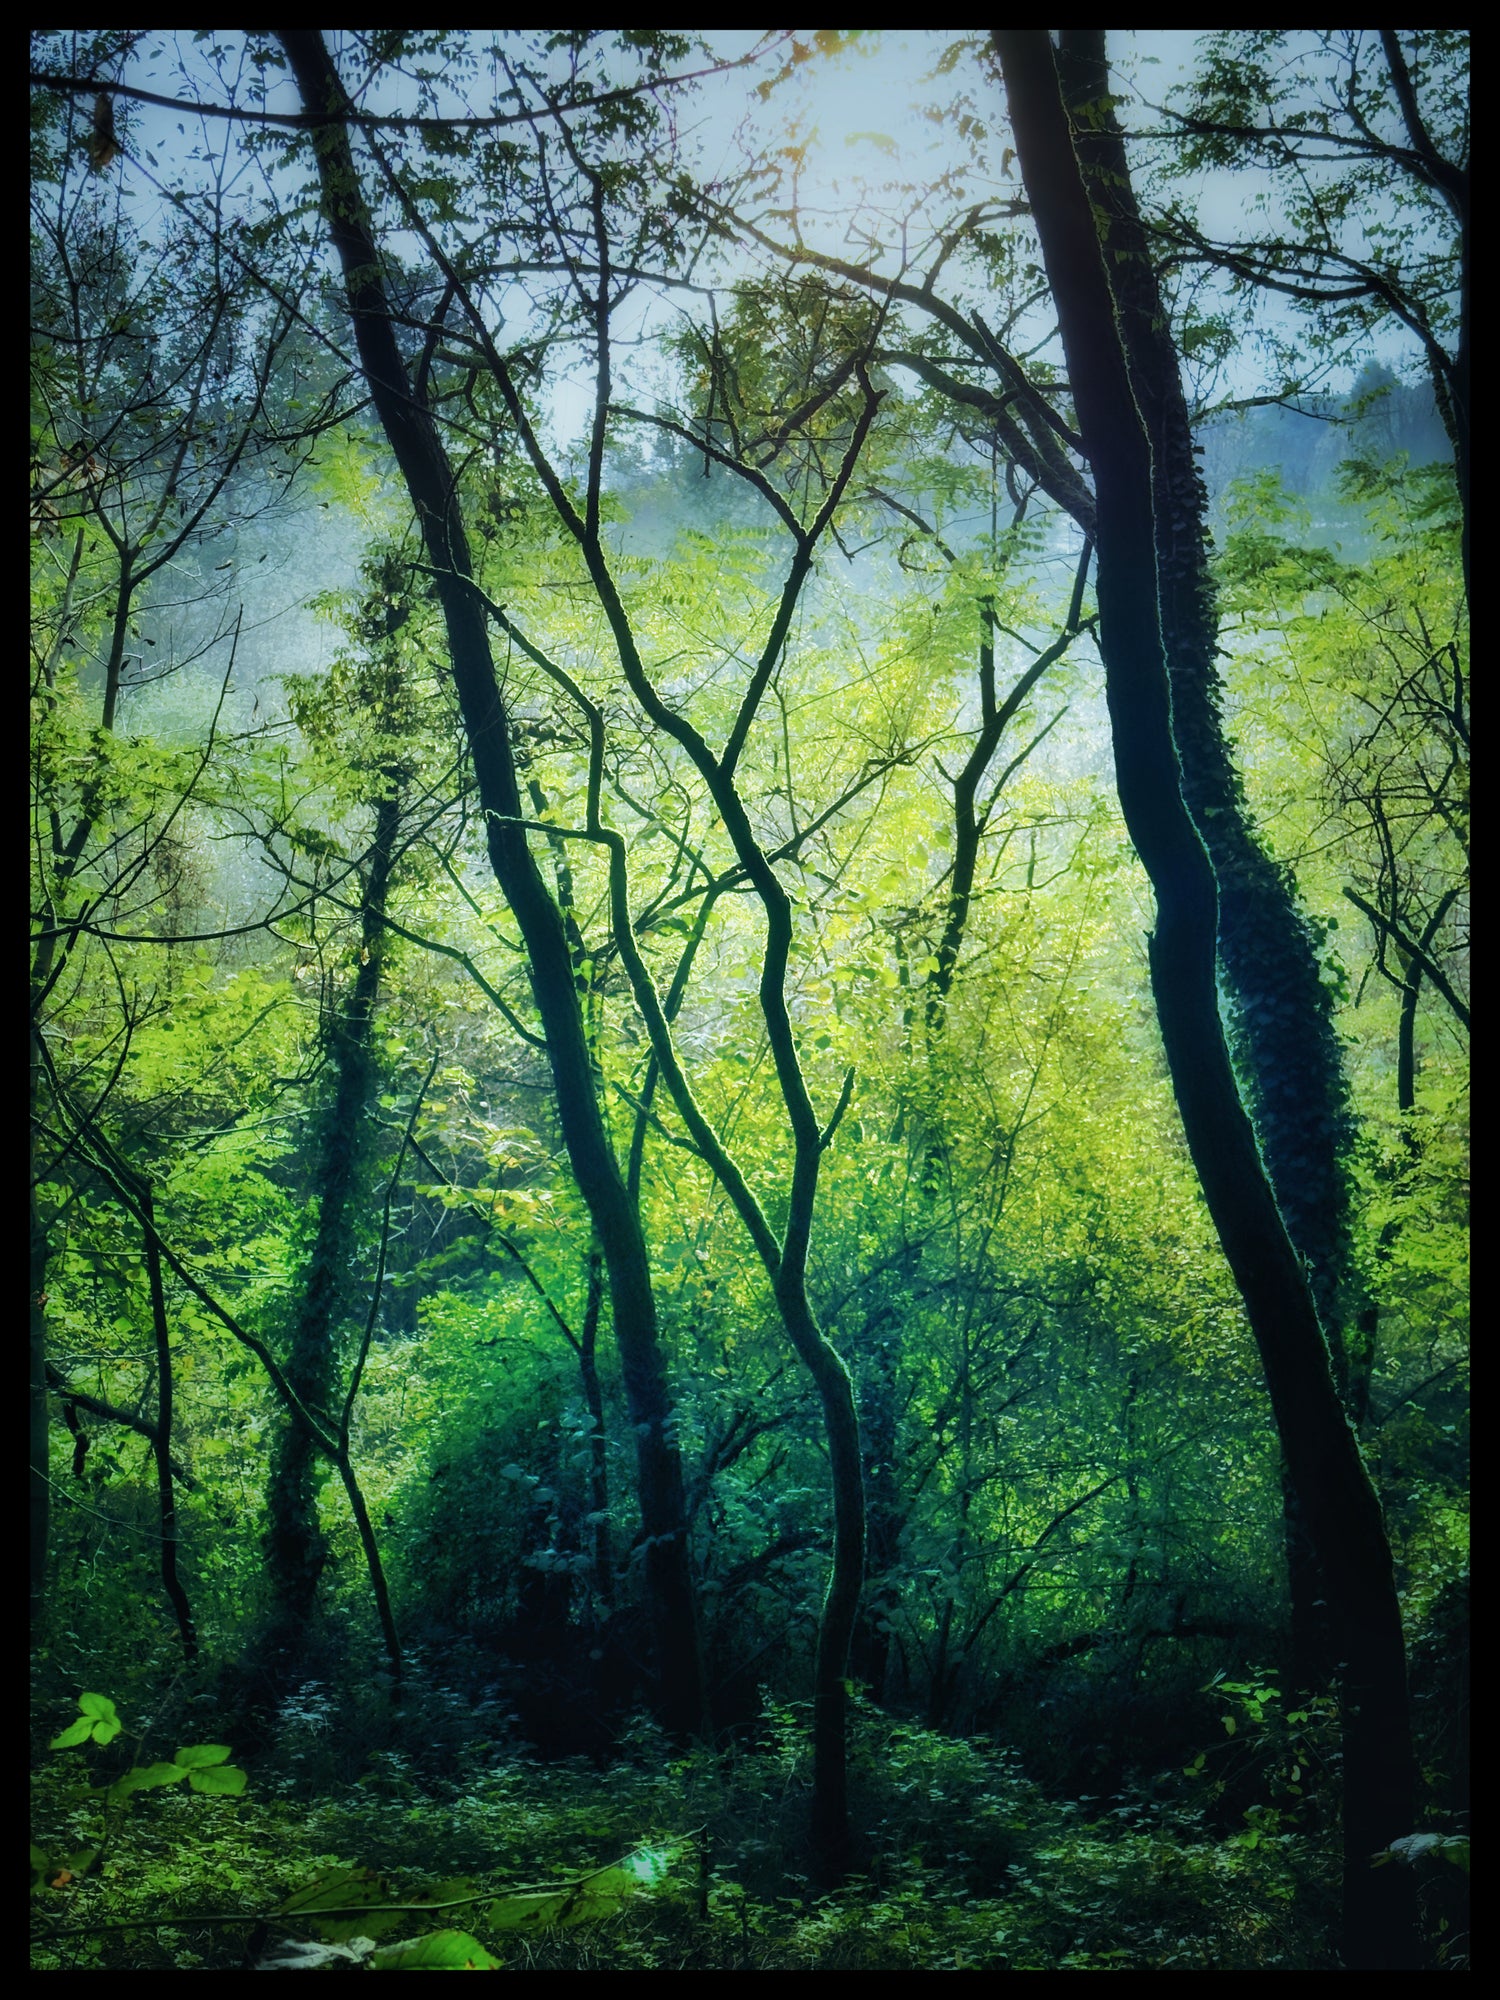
left=994, top=29, right=1417, bottom=1971
left=1057, top=28, right=1360, bottom=1369
left=1058, top=18, right=1359, bottom=1730
left=276, top=29, right=705, bottom=1740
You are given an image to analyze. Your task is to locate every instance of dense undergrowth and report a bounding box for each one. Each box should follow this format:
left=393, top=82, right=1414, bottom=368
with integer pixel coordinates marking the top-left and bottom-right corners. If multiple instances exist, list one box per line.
left=32, top=1635, right=1468, bottom=1974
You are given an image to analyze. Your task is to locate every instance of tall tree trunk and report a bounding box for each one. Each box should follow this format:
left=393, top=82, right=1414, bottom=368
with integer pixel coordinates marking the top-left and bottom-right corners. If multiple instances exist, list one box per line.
left=994, top=30, right=1417, bottom=1970
left=594, top=654, right=867, bottom=1878
left=576, top=1248, right=615, bottom=1611
left=264, top=786, right=401, bottom=1654
left=1057, top=29, right=1359, bottom=1371
left=848, top=1329, right=900, bottom=1704
left=277, top=29, right=704, bottom=1740
left=140, top=1186, right=198, bottom=1660
left=29, top=1156, right=51, bottom=1627
left=1058, top=21, right=1355, bottom=1699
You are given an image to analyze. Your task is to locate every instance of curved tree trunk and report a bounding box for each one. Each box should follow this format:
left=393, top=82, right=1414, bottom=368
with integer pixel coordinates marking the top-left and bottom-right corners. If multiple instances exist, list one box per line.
left=1058, top=20, right=1355, bottom=1701
left=1057, top=28, right=1360, bottom=1370
left=277, top=29, right=705, bottom=1740
left=994, top=30, right=1417, bottom=1971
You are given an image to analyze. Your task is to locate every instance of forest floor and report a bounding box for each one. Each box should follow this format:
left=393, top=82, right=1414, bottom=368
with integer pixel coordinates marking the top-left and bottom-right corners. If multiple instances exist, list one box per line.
left=31, top=1675, right=1384, bottom=1971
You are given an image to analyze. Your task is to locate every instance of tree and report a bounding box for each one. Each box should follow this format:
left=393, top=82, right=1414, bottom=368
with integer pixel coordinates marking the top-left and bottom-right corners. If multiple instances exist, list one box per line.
left=27, top=31, right=1464, bottom=1970
left=703, top=63, right=1368, bottom=1414
left=274, top=27, right=707, bottom=1743
left=1158, top=30, right=1469, bottom=604
left=992, top=30, right=1417, bottom=1970
left=29, top=47, right=335, bottom=1616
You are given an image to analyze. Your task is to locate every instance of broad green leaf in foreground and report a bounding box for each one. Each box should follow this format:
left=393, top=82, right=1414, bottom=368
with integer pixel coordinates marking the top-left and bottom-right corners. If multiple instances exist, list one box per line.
left=371, top=1929, right=503, bottom=1969
left=281, top=1866, right=406, bottom=1941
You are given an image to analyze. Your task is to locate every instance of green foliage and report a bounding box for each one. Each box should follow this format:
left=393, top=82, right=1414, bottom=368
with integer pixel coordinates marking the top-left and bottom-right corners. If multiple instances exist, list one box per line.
left=32, top=1691, right=247, bottom=1912
left=49, top=1693, right=123, bottom=1750
left=30, top=26, right=1465, bottom=1972
left=373, top=1930, right=503, bottom=1969
left=47, top=1691, right=246, bottom=1805
left=31, top=1692, right=1351, bottom=1970
left=1379, top=1832, right=1468, bottom=1874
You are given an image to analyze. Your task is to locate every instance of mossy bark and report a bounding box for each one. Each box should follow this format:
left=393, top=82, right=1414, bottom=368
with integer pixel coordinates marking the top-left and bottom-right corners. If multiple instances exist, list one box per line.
left=995, top=30, right=1417, bottom=1970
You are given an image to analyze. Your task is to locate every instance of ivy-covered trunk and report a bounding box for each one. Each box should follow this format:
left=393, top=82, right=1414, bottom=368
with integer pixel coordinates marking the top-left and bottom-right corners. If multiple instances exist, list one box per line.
left=1056, top=29, right=1360, bottom=1356
left=1057, top=22, right=1355, bottom=1694
left=995, top=29, right=1418, bottom=1971
left=277, top=29, right=706, bottom=1741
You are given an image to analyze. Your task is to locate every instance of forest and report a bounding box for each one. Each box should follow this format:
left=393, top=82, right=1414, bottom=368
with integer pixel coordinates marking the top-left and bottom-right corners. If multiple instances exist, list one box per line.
left=29, top=29, right=1467, bottom=1973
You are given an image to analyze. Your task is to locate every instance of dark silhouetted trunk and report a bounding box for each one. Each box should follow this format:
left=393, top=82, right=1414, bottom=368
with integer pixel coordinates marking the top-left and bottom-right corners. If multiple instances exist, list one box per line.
left=578, top=1248, right=614, bottom=1609
left=277, top=30, right=704, bottom=1739
left=849, top=1335, right=900, bottom=1703
left=1058, top=21, right=1363, bottom=1713
left=995, top=29, right=1417, bottom=1970
left=1058, top=28, right=1359, bottom=1369
left=29, top=1162, right=49, bottom=1627
left=140, top=1186, right=198, bottom=1659
left=265, top=787, right=400, bottom=1652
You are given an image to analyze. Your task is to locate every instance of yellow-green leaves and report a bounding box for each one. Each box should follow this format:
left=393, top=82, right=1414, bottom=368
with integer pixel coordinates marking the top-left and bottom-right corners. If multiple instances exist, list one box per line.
left=371, top=1931, right=503, bottom=1969
left=276, top=1839, right=686, bottom=1960
left=108, top=1743, right=247, bottom=1804
left=48, top=1692, right=121, bottom=1749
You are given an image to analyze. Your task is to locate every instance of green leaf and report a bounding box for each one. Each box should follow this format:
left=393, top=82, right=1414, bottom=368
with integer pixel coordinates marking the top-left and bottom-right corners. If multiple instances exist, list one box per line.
left=51, top=1693, right=123, bottom=1748
left=486, top=1889, right=575, bottom=1932
left=370, top=1929, right=502, bottom=1969
left=406, top=1877, right=479, bottom=1909
left=1383, top=1832, right=1471, bottom=1873
left=487, top=1844, right=682, bottom=1932
left=281, top=1866, right=405, bottom=1941
left=187, top=1763, right=247, bottom=1795
left=173, top=1742, right=233, bottom=1768
left=112, top=1761, right=186, bottom=1800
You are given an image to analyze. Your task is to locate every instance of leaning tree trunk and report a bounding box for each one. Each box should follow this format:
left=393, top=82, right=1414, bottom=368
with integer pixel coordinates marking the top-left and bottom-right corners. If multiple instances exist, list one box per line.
left=994, top=30, right=1417, bottom=1971
left=1056, top=28, right=1359, bottom=1363
left=277, top=29, right=705, bottom=1740
left=1058, top=23, right=1354, bottom=1690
